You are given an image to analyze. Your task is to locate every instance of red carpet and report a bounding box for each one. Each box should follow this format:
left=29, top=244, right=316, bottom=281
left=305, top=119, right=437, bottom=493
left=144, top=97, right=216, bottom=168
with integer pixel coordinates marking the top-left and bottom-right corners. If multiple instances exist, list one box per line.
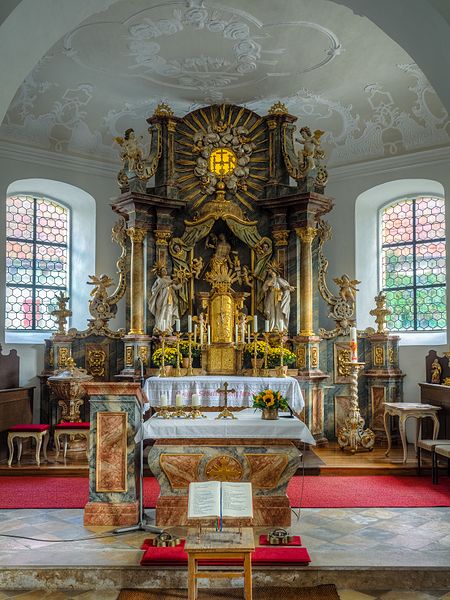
left=1, top=475, right=449, bottom=509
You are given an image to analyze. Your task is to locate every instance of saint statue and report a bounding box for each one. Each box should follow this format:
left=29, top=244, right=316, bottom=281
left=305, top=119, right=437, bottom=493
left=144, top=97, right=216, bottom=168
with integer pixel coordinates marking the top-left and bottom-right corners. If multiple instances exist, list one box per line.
left=148, top=263, right=181, bottom=333
left=262, top=267, right=295, bottom=332
left=296, top=127, right=325, bottom=175
left=431, top=358, right=442, bottom=384
left=114, top=128, right=143, bottom=172
left=206, top=233, right=233, bottom=272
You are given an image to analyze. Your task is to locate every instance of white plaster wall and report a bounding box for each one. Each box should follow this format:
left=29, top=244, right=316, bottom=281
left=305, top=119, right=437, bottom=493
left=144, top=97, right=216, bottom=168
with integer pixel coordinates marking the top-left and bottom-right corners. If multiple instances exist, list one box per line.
left=0, top=147, right=124, bottom=419
left=326, top=147, right=450, bottom=406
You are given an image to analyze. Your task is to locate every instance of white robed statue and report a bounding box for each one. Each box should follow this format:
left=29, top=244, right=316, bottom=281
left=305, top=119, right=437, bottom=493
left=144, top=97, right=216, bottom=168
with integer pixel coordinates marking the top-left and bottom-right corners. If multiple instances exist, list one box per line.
left=262, top=267, right=295, bottom=332
left=148, top=263, right=181, bottom=333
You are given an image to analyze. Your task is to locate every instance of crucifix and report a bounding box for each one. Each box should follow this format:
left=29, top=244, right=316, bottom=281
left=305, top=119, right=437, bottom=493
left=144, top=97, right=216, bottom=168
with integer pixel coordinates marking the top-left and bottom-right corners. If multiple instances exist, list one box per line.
left=215, top=382, right=237, bottom=420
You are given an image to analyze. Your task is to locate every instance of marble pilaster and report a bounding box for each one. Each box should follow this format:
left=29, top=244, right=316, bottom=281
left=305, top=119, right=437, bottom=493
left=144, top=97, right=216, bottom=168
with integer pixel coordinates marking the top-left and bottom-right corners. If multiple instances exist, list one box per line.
left=83, top=382, right=145, bottom=526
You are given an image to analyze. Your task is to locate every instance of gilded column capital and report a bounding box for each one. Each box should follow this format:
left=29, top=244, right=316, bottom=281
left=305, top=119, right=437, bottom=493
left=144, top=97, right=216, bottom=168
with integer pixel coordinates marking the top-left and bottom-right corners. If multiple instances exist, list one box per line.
left=295, top=226, right=317, bottom=244
left=267, top=119, right=278, bottom=130
left=154, top=230, right=172, bottom=246
left=127, top=227, right=147, bottom=244
left=273, top=229, right=290, bottom=247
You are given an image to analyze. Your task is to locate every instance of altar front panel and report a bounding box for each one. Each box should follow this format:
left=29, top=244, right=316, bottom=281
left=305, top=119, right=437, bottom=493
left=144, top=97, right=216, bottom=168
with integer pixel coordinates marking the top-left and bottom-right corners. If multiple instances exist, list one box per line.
left=144, top=375, right=304, bottom=413
left=148, top=439, right=300, bottom=527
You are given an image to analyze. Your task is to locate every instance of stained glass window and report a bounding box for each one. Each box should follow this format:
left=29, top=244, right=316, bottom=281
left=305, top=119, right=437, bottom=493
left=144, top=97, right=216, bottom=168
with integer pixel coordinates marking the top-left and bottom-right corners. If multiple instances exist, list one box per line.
left=380, top=196, right=446, bottom=332
left=5, top=195, right=70, bottom=331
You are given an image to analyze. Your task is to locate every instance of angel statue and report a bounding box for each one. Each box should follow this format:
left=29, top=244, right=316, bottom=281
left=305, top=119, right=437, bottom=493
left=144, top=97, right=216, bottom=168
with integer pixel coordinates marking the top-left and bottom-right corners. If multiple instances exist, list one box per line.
left=262, top=263, right=295, bottom=332
left=114, top=128, right=143, bottom=172
left=333, top=274, right=360, bottom=312
left=296, top=127, right=325, bottom=175
left=148, top=262, right=182, bottom=333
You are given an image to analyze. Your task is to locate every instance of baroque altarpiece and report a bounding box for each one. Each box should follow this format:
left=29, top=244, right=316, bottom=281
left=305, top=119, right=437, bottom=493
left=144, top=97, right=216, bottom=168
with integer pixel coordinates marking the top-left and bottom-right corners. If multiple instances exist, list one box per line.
left=41, top=102, right=404, bottom=444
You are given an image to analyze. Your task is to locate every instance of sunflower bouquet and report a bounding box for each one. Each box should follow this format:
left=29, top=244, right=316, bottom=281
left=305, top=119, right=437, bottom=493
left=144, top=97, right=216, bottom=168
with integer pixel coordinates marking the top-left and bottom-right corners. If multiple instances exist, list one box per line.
left=252, top=388, right=289, bottom=411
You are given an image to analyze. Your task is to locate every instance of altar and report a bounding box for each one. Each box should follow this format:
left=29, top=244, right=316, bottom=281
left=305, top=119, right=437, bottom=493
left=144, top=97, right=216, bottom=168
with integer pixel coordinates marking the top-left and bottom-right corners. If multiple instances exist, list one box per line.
left=143, top=408, right=314, bottom=527
left=143, top=375, right=304, bottom=413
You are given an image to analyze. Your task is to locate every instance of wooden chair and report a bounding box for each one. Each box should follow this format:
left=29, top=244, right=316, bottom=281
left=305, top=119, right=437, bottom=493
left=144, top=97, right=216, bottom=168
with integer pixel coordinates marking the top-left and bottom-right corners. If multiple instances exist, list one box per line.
left=54, top=422, right=90, bottom=459
left=417, top=439, right=450, bottom=483
left=433, top=444, right=450, bottom=484
left=7, top=424, right=49, bottom=466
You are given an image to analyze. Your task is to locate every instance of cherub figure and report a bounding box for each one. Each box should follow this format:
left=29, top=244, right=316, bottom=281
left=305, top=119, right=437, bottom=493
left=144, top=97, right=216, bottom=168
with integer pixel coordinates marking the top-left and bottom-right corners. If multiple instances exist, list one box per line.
left=296, top=127, right=325, bottom=175
left=333, top=274, right=360, bottom=310
left=114, top=128, right=143, bottom=172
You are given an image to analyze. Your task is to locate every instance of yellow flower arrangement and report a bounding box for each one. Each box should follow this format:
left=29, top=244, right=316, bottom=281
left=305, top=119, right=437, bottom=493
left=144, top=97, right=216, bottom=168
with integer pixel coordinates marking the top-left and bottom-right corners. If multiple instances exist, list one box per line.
left=267, top=346, right=296, bottom=368
left=243, top=340, right=269, bottom=359
left=253, top=388, right=289, bottom=411
left=152, top=346, right=182, bottom=367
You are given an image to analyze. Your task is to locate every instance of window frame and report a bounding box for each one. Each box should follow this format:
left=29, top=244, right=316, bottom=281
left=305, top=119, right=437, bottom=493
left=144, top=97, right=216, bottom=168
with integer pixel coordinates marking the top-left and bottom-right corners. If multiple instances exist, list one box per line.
left=5, top=193, right=72, bottom=334
left=378, top=194, right=446, bottom=333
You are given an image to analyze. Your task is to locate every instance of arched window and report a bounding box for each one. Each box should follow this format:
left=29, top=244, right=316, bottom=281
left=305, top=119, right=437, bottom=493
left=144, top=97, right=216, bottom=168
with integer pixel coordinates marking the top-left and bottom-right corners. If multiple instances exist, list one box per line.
left=4, top=179, right=96, bottom=343
left=6, top=195, right=70, bottom=331
left=380, top=196, right=446, bottom=332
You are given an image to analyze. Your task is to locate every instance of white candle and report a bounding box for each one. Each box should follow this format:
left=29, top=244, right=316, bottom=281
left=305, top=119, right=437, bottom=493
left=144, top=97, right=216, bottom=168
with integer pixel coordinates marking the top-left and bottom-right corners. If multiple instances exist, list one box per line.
left=253, top=315, right=258, bottom=332
left=247, top=324, right=251, bottom=344
left=160, top=393, right=168, bottom=407
left=200, top=323, right=204, bottom=344
left=265, top=320, right=270, bottom=333
left=207, top=324, right=211, bottom=345
left=350, top=326, right=358, bottom=362
left=161, top=319, right=166, bottom=332
left=192, top=393, right=200, bottom=406
left=175, top=318, right=181, bottom=332
left=235, top=324, right=239, bottom=344
left=175, top=393, right=183, bottom=407
left=193, top=323, right=197, bottom=343
left=241, top=322, right=245, bottom=344
left=188, top=315, right=192, bottom=333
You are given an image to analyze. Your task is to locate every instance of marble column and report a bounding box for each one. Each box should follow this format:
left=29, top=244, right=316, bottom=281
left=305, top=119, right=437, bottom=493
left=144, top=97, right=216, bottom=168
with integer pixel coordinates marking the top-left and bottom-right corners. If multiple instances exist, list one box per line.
left=83, top=382, right=145, bottom=526
left=127, top=227, right=147, bottom=336
left=295, top=226, right=317, bottom=337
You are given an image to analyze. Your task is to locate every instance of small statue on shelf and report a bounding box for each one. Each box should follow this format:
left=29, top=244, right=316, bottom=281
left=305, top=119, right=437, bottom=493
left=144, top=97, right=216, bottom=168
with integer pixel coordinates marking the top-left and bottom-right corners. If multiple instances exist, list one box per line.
left=148, top=262, right=182, bottom=333
left=431, top=358, right=442, bottom=384
left=262, top=264, right=294, bottom=332
left=114, top=128, right=143, bottom=172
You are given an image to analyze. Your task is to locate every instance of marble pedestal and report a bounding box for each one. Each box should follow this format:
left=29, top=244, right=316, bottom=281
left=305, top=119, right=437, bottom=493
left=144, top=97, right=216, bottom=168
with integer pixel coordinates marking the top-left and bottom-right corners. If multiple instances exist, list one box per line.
left=148, top=439, right=301, bottom=527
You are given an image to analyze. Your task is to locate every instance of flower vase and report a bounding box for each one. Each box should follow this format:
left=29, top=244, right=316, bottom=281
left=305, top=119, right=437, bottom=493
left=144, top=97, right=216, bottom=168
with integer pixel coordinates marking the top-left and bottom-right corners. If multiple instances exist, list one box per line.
left=261, top=408, right=279, bottom=420
left=182, top=357, right=192, bottom=369
left=251, top=358, right=263, bottom=369
left=276, top=365, right=288, bottom=377
left=162, top=365, right=173, bottom=376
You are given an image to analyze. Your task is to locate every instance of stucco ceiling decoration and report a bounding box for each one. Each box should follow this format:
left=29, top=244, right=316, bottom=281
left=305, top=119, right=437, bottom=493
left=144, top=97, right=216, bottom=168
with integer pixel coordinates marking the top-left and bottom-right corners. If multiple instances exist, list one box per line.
left=0, top=0, right=449, bottom=167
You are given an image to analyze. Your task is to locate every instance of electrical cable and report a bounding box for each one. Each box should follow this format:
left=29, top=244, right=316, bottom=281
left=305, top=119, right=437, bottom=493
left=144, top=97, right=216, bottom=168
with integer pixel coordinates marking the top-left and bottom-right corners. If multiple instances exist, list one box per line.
left=0, top=530, right=139, bottom=543
left=291, top=441, right=306, bottom=521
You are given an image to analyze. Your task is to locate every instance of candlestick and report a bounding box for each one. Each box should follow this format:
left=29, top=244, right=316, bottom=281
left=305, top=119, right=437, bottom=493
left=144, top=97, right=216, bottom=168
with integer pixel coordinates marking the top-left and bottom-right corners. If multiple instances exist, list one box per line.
left=350, top=326, right=358, bottom=362
left=252, top=332, right=259, bottom=377
left=247, top=323, right=251, bottom=344
left=253, top=315, right=258, bottom=332
left=241, top=322, right=245, bottom=345
left=175, top=331, right=182, bottom=377
left=200, top=323, right=204, bottom=346
left=188, top=315, right=192, bottom=333
left=175, top=318, right=181, bottom=332
left=207, top=324, right=211, bottom=345
left=262, top=332, right=270, bottom=376
left=235, top=324, right=239, bottom=346
left=193, top=324, right=197, bottom=344
left=159, top=331, right=167, bottom=377
left=265, top=320, right=270, bottom=333
left=186, top=331, right=194, bottom=376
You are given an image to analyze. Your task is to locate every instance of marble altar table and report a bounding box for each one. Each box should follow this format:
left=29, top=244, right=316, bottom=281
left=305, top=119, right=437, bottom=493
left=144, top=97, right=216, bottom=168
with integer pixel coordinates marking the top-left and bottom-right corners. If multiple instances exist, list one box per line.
left=143, top=408, right=314, bottom=527
left=144, top=375, right=304, bottom=413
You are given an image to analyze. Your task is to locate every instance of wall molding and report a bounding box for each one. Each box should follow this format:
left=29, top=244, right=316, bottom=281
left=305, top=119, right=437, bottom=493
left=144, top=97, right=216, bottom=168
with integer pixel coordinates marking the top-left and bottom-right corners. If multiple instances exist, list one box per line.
left=0, top=139, right=119, bottom=178
left=329, top=145, right=450, bottom=183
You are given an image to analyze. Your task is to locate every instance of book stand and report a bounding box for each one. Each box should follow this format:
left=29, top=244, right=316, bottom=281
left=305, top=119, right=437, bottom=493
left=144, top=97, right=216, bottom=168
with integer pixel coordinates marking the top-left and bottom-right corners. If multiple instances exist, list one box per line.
left=184, top=523, right=255, bottom=600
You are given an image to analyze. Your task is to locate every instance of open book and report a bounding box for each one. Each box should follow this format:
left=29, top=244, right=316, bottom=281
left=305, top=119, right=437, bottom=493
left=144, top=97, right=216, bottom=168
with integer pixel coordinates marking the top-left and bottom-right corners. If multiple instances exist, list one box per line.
left=188, top=481, right=253, bottom=519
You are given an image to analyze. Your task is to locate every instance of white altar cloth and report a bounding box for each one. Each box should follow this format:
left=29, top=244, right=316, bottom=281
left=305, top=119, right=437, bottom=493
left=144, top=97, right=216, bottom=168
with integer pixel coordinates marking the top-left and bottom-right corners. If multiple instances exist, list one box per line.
left=138, top=408, right=315, bottom=445
left=143, top=375, right=304, bottom=413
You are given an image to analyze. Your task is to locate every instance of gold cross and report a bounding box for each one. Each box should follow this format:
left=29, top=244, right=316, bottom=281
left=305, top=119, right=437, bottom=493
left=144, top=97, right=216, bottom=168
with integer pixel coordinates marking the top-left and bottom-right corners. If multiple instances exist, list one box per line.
left=216, top=382, right=237, bottom=419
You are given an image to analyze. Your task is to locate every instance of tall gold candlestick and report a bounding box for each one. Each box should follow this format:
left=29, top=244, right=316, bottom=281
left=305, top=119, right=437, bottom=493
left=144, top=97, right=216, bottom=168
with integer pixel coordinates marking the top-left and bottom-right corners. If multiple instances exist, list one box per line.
left=187, top=332, right=194, bottom=376
left=159, top=331, right=167, bottom=377
left=262, top=332, right=270, bottom=377
left=252, top=332, right=259, bottom=377
left=175, top=331, right=182, bottom=377
left=278, top=329, right=287, bottom=377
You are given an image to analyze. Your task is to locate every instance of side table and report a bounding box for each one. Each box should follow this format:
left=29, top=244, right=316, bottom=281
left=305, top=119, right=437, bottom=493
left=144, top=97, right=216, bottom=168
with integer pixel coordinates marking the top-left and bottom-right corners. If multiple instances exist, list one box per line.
left=384, top=402, right=441, bottom=463
left=185, top=527, right=255, bottom=600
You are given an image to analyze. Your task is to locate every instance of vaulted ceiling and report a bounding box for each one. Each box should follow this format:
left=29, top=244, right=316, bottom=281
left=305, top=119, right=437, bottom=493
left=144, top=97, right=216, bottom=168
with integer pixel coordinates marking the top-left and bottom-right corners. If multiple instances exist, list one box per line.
left=1, top=0, right=449, bottom=167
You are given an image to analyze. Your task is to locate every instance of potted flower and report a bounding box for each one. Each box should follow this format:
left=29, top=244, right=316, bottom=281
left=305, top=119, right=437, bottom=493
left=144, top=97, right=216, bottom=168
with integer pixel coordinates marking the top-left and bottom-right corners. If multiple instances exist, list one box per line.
left=243, top=340, right=268, bottom=368
left=253, top=388, right=289, bottom=420
left=179, top=340, right=201, bottom=368
left=267, top=347, right=296, bottom=368
left=152, top=346, right=182, bottom=375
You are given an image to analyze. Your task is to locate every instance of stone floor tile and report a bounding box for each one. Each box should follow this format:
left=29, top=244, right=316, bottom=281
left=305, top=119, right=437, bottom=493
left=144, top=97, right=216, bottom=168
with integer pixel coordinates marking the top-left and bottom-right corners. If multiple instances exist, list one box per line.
left=75, top=592, right=119, bottom=600
left=379, top=592, right=441, bottom=599
left=338, top=591, right=377, bottom=600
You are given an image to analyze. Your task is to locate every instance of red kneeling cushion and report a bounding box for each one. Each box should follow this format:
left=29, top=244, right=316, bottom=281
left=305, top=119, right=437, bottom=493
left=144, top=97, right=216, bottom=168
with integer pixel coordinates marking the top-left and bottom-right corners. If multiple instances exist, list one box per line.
left=55, top=422, right=90, bottom=429
left=140, top=539, right=311, bottom=566
left=9, top=424, right=49, bottom=432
